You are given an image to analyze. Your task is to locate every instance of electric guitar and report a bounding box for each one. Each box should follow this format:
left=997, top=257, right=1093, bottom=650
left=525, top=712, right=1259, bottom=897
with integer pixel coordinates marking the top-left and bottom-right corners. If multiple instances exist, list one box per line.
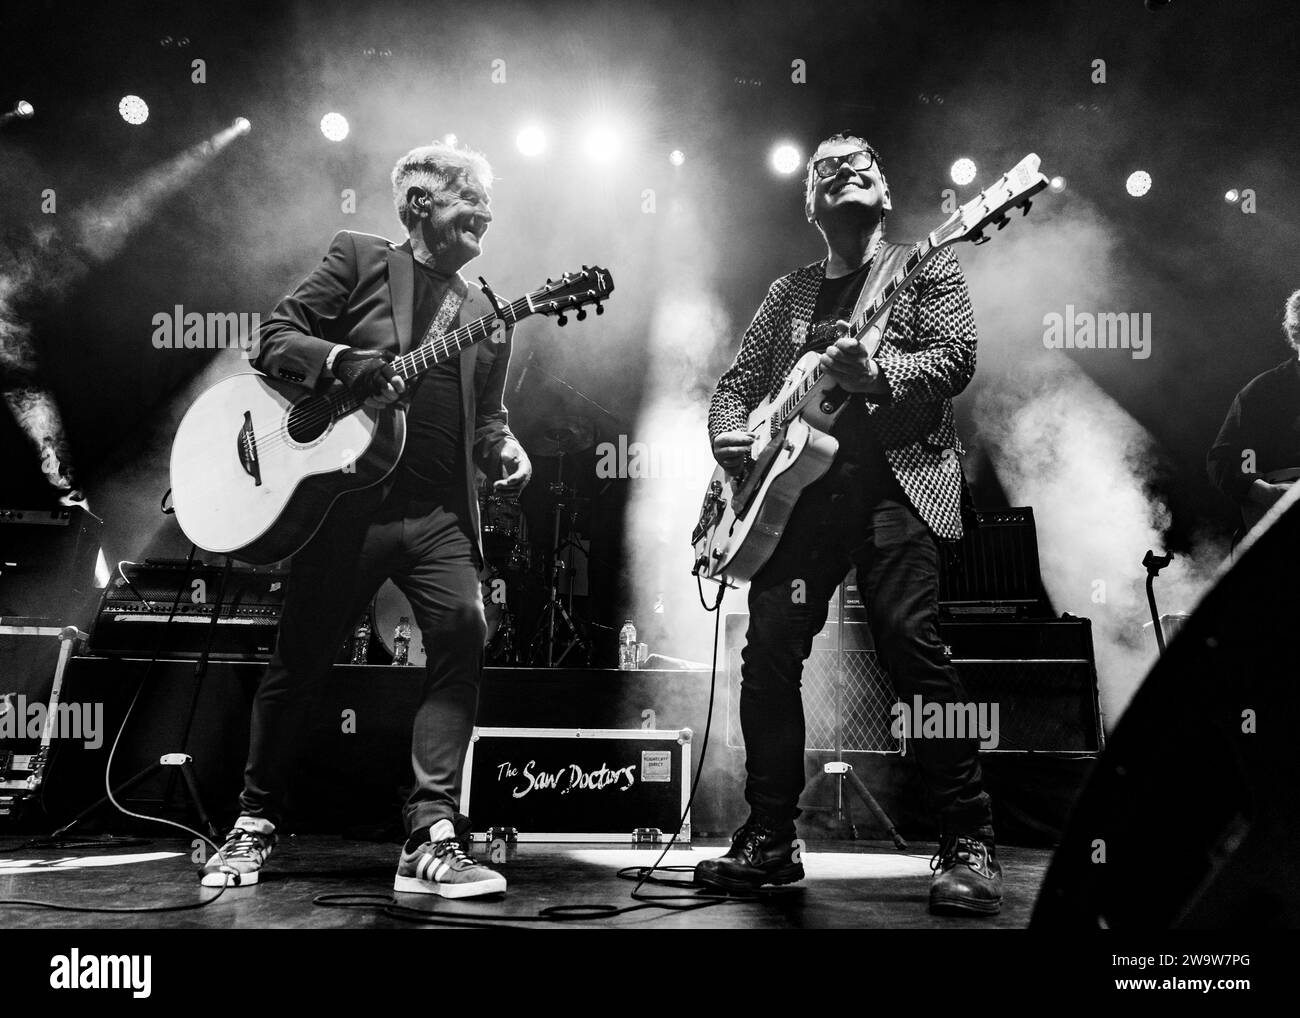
left=171, top=266, right=614, bottom=564
left=691, top=154, right=1050, bottom=584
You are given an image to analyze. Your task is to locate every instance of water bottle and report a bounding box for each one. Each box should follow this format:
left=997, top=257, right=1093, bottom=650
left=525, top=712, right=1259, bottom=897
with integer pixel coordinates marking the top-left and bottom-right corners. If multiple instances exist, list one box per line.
left=392, top=615, right=412, bottom=666
left=618, top=619, right=637, bottom=670
left=350, top=613, right=371, bottom=665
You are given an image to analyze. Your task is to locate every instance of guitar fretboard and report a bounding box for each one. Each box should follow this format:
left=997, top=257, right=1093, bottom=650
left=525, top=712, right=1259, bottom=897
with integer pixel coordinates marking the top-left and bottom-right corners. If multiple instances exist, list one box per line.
left=326, top=295, right=534, bottom=420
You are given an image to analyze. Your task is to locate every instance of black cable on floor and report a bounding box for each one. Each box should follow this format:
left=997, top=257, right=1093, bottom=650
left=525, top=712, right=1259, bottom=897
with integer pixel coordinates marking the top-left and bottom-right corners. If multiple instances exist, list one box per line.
left=1, top=545, right=239, bottom=915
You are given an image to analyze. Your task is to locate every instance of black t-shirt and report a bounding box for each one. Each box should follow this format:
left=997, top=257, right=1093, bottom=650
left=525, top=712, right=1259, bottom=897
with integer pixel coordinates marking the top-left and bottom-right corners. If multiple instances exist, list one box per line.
left=806, top=260, right=891, bottom=478
left=1207, top=357, right=1300, bottom=502
left=388, top=260, right=465, bottom=500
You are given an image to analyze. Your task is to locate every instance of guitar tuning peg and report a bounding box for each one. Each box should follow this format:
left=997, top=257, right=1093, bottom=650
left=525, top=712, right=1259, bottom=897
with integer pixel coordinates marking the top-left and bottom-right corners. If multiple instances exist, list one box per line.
left=556, top=312, right=568, bottom=326
left=546, top=277, right=553, bottom=285
left=972, top=231, right=989, bottom=245
left=995, top=215, right=1009, bottom=230
left=595, top=302, right=604, bottom=315
left=1021, top=200, right=1032, bottom=215
left=576, top=307, right=587, bottom=321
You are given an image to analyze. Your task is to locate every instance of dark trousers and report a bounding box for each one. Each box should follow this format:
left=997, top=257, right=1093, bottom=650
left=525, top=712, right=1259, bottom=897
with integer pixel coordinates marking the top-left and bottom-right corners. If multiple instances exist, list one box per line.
left=239, top=486, right=485, bottom=834
left=739, top=456, right=993, bottom=838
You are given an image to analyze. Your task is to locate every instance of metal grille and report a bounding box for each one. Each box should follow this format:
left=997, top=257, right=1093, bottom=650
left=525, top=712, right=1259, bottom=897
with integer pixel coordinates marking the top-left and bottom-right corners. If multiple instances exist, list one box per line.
left=953, top=659, right=1101, bottom=752
left=727, top=647, right=903, bottom=754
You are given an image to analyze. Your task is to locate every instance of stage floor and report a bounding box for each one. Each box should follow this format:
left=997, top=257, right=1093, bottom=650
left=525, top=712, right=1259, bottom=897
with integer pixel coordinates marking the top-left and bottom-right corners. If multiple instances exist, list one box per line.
left=0, top=834, right=1050, bottom=929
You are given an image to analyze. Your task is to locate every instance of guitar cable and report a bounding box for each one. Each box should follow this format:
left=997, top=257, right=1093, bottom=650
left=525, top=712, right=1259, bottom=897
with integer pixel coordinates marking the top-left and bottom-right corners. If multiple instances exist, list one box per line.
left=313, top=577, right=778, bottom=927
left=0, top=543, right=235, bottom=914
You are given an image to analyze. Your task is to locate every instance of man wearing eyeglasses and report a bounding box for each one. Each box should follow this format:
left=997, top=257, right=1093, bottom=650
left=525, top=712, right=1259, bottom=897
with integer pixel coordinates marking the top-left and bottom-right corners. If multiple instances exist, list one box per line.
left=697, top=133, right=1001, bottom=916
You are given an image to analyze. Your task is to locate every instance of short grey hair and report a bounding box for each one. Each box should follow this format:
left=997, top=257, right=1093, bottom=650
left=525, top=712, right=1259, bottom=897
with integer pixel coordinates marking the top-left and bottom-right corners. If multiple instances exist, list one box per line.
left=1284, top=288, right=1300, bottom=350
left=391, top=140, right=494, bottom=229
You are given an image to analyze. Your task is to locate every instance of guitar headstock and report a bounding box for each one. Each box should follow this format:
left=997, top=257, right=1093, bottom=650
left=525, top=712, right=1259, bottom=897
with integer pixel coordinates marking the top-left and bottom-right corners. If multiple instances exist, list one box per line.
left=528, top=264, right=615, bottom=325
left=933, top=154, right=1050, bottom=248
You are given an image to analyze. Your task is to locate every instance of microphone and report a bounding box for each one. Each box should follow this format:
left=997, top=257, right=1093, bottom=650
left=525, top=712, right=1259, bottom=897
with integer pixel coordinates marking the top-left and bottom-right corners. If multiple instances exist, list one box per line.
left=513, top=350, right=535, bottom=395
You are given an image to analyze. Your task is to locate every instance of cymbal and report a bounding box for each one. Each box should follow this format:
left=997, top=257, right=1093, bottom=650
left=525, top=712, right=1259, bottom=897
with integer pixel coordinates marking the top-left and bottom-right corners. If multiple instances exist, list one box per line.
left=534, top=416, right=595, bottom=457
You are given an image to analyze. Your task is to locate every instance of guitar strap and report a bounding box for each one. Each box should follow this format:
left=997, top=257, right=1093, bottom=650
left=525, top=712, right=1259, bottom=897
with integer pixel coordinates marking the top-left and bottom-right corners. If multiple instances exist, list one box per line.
left=402, top=284, right=465, bottom=401
left=416, top=284, right=466, bottom=353
left=848, top=240, right=913, bottom=356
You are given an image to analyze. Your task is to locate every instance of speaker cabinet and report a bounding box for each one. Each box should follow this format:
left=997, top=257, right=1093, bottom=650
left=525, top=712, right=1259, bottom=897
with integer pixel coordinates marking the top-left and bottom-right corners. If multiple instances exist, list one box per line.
left=724, top=612, right=1103, bottom=754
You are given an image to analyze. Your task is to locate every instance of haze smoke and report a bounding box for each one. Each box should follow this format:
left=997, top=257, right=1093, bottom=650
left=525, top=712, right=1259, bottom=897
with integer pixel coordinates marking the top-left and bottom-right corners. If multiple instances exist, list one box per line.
left=963, top=202, right=1227, bottom=726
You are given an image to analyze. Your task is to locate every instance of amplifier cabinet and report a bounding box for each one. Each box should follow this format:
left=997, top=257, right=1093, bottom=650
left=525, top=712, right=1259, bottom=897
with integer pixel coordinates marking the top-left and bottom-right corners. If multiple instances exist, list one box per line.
left=460, top=727, right=692, bottom=843
left=88, top=564, right=286, bottom=660
left=725, top=613, right=1103, bottom=755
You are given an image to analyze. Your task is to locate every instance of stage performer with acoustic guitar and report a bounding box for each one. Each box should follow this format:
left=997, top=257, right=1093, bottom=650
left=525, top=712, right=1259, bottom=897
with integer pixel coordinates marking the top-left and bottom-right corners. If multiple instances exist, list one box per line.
left=695, top=133, right=1003, bottom=915
left=199, top=139, right=532, bottom=897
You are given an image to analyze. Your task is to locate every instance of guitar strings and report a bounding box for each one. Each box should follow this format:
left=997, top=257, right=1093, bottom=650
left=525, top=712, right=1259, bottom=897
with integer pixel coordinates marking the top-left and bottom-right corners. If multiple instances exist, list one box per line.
left=242, top=294, right=537, bottom=458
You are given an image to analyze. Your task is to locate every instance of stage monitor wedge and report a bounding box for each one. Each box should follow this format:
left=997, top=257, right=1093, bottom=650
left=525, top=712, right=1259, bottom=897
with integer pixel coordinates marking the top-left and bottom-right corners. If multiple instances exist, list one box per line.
left=1031, top=489, right=1300, bottom=929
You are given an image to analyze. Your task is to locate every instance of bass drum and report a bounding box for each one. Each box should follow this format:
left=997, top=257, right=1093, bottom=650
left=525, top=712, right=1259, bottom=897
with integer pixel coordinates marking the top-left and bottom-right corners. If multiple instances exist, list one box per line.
left=371, top=573, right=502, bottom=664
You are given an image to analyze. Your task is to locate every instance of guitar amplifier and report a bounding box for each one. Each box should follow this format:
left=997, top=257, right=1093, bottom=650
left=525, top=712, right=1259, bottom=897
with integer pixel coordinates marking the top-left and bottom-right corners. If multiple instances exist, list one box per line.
left=939, top=508, right=1050, bottom=619
left=88, top=562, right=286, bottom=660
left=725, top=612, right=1103, bottom=754
left=0, top=505, right=103, bottom=627
left=826, top=508, right=1050, bottom=621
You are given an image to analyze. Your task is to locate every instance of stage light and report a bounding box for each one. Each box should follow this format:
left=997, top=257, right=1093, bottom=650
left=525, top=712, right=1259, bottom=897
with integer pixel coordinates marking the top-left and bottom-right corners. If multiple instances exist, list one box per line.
left=232, top=117, right=251, bottom=135
left=516, top=125, right=546, bottom=157
left=1126, top=170, right=1152, bottom=197
left=320, top=112, right=349, bottom=142
left=950, top=158, right=977, bottom=186
left=1224, top=188, right=1240, bottom=203
left=583, top=125, right=621, bottom=163
left=770, top=143, right=801, bottom=175
left=119, top=95, right=149, bottom=125
left=14, top=100, right=34, bottom=119
left=669, top=149, right=685, bottom=166
left=1049, top=175, right=1067, bottom=193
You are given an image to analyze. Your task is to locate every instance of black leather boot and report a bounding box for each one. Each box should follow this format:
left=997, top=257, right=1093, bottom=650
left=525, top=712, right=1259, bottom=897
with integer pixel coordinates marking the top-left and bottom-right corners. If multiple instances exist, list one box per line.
left=694, top=815, right=804, bottom=891
left=929, top=833, right=1003, bottom=916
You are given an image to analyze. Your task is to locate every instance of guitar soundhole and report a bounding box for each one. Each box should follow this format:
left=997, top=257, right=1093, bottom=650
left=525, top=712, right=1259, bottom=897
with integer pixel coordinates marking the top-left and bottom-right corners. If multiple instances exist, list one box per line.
left=285, top=396, right=333, bottom=444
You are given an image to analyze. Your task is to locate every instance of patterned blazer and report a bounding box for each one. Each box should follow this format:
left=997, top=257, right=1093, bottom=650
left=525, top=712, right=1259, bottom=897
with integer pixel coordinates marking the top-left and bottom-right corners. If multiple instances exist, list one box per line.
left=707, top=244, right=977, bottom=540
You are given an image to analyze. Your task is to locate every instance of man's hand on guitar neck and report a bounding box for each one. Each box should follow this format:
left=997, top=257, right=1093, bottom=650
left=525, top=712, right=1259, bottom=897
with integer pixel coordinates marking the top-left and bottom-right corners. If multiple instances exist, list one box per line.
left=332, top=348, right=406, bottom=408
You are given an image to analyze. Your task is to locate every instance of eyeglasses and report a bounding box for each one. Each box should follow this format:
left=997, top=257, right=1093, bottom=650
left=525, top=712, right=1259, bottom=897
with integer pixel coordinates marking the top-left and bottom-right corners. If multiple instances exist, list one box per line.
left=811, top=148, right=877, bottom=179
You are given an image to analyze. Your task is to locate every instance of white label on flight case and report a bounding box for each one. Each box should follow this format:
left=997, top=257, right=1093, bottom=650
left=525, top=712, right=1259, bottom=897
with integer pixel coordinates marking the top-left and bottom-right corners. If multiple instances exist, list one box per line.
left=641, top=750, right=671, bottom=782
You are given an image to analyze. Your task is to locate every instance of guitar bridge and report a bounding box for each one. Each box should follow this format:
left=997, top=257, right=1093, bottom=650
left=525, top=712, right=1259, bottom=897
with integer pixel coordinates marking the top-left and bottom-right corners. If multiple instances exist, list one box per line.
left=237, top=410, right=262, bottom=486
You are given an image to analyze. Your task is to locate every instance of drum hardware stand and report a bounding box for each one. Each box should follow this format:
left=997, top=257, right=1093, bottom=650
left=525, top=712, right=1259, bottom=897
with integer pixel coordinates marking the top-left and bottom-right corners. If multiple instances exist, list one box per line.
left=803, top=580, right=907, bottom=849
left=487, top=599, right=523, bottom=665
left=528, top=452, right=592, bottom=667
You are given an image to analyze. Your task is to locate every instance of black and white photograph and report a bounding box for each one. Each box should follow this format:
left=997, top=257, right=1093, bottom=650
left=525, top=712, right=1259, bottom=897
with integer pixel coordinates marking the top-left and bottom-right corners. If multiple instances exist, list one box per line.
left=0, top=0, right=1293, bottom=994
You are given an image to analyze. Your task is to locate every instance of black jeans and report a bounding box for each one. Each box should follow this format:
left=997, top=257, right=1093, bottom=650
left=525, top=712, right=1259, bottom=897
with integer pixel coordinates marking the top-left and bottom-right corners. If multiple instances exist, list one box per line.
left=739, top=456, right=994, bottom=838
left=239, top=486, right=485, bottom=834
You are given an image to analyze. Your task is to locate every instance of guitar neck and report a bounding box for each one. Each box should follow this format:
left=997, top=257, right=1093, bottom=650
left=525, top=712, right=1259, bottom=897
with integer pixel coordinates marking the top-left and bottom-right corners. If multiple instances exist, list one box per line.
left=393, top=296, right=533, bottom=382
left=775, top=237, right=946, bottom=431
left=331, top=295, right=534, bottom=417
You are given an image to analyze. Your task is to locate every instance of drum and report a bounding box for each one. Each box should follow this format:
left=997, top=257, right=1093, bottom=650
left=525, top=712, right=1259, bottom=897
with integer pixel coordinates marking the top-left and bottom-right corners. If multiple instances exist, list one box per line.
left=371, top=575, right=501, bottom=664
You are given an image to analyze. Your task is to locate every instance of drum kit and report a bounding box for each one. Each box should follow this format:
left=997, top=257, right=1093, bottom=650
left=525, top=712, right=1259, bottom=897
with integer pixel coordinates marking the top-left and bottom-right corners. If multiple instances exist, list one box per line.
left=358, top=415, right=598, bottom=668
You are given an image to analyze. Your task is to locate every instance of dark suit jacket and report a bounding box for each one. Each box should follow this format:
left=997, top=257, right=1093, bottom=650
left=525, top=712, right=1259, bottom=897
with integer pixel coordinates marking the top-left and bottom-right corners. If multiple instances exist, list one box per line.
left=253, top=230, right=518, bottom=560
